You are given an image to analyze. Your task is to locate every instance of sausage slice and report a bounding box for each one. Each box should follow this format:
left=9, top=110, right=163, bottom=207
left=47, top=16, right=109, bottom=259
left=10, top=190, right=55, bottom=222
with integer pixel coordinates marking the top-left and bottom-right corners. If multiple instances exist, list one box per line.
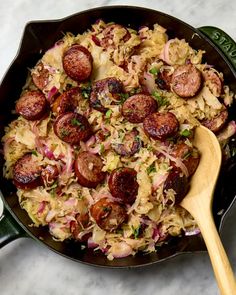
left=41, top=164, right=59, bottom=186
left=53, top=112, right=92, bottom=144
left=13, top=153, right=42, bottom=190
left=201, top=108, right=228, bottom=133
left=156, top=69, right=172, bottom=91
left=16, top=91, right=47, bottom=121
left=70, top=212, right=91, bottom=241
left=90, top=198, right=127, bottom=232
left=108, top=167, right=138, bottom=204
left=122, top=94, right=157, bottom=123
left=74, top=152, right=106, bottom=188
left=143, top=112, right=179, bottom=141
left=63, top=45, right=93, bottom=81
left=52, top=87, right=82, bottom=115
left=31, top=61, right=50, bottom=91
left=163, top=169, right=189, bottom=204
left=112, top=128, right=141, bottom=157
left=171, top=64, right=202, bottom=98
left=170, top=142, right=200, bottom=176
left=203, top=69, right=222, bottom=97
left=90, top=77, right=124, bottom=112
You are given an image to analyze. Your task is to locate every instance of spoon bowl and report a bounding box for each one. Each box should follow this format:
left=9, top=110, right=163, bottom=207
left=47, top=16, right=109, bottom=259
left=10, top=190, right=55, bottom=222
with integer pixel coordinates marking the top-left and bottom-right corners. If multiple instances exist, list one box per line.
left=181, top=125, right=236, bottom=295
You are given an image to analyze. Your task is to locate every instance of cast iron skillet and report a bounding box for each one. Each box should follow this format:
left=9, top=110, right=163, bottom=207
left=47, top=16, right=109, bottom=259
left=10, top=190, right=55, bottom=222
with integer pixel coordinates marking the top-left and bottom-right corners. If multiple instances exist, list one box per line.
left=0, top=6, right=236, bottom=268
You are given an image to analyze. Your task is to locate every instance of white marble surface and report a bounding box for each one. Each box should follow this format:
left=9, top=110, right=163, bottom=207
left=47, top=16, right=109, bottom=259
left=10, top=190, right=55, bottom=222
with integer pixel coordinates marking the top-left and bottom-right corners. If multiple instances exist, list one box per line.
left=0, top=1, right=236, bottom=294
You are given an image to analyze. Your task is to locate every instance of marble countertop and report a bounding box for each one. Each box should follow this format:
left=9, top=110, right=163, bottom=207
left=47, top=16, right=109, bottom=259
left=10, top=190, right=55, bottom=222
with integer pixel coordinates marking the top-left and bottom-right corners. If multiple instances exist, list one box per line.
left=0, top=1, right=236, bottom=294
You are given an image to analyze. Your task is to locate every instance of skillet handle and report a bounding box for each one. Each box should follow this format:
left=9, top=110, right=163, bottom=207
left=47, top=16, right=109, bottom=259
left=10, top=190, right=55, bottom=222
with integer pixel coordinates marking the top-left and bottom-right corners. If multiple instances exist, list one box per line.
left=198, top=26, right=236, bottom=73
left=0, top=208, right=26, bottom=248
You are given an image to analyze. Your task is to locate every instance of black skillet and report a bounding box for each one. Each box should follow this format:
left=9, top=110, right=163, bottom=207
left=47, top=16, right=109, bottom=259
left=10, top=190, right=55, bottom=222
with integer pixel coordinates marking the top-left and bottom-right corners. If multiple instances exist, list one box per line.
left=0, top=6, right=236, bottom=268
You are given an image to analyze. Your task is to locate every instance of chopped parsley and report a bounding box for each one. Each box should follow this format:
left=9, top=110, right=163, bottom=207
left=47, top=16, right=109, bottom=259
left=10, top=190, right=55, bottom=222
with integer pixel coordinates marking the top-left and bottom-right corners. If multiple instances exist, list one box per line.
left=132, top=225, right=141, bottom=239
left=129, top=87, right=142, bottom=96
left=102, top=206, right=111, bottom=213
left=50, top=181, right=58, bottom=189
left=80, top=82, right=92, bottom=99
left=31, top=150, right=38, bottom=157
left=180, top=129, right=191, bottom=137
left=71, top=118, right=82, bottom=126
left=100, top=144, right=105, bottom=154
left=149, top=67, right=159, bottom=75
left=146, top=163, right=156, bottom=175
left=152, top=91, right=169, bottom=106
left=105, top=109, right=112, bottom=119
left=119, top=93, right=129, bottom=104
left=231, top=147, right=236, bottom=157
left=183, top=151, right=192, bottom=160
left=60, top=128, right=70, bottom=138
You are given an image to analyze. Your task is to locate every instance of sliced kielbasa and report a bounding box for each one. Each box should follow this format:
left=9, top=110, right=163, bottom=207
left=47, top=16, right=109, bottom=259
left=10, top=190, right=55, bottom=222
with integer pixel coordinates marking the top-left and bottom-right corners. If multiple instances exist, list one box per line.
left=170, top=142, right=200, bottom=176
left=143, top=112, right=179, bottom=141
left=112, top=128, right=141, bottom=157
left=41, top=164, right=59, bottom=186
left=62, top=45, right=93, bottom=81
left=203, top=69, right=222, bottom=97
left=90, top=77, right=124, bottom=112
left=16, top=90, right=47, bottom=121
left=53, top=112, right=92, bottom=144
left=156, top=69, right=172, bottom=90
left=13, top=153, right=42, bottom=190
left=122, top=94, right=157, bottom=123
left=52, top=87, right=82, bottom=115
left=90, top=198, right=127, bottom=232
left=108, top=167, right=138, bottom=204
left=31, top=61, right=50, bottom=91
left=100, top=24, right=131, bottom=49
left=163, top=169, right=189, bottom=204
left=70, top=212, right=91, bottom=241
left=74, top=151, right=106, bottom=188
left=95, top=129, right=111, bottom=143
left=171, top=64, right=202, bottom=98
left=201, top=108, right=228, bottom=133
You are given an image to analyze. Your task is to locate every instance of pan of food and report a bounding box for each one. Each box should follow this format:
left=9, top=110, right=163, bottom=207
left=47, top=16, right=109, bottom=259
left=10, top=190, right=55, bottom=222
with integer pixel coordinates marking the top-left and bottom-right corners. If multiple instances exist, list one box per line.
left=0, top=5, right=236, bottom=268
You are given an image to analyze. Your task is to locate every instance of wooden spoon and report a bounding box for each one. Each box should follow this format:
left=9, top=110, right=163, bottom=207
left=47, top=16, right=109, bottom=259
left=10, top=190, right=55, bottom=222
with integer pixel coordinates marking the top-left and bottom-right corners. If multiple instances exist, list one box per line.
left=181, top=125, right=236, bottom=295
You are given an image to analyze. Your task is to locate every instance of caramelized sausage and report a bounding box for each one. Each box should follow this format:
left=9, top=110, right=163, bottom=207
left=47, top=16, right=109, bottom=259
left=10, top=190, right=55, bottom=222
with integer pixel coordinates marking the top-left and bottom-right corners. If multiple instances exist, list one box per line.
left=170, top=142, right=200, bottom=176
left=122, top=94, right=157, bottom=123
left=108, top=167, right=138, bottom=204
left=171, top=64, right=202, bottom=98
left=16, top=90, right=47, bottom=121
left=90, top=77, right=124, bottom=112
left=74, top=152, right=106, bottom=188
left=143, top=112, right=179, bottom=140
left=100, top=24, right=131, bottom=49
left=201, top=108, right=228, bottom=133
left=52, top=87, right=82, bottom=115
left=112, top=128, right=141, bottom=157
left=156, top=69, right=172, bottom=90
left=90, top=198, right=127, bottom=231
left=31, top=61, right=50, bottom=91
left=62, top=45, right=93, bottom=81
left=53, top=112, right=92, bottom=144
left=70, top=212, right=91, bottom=241
left=13, top=153, right=42, bottom=190
left=163, top=169, right=189, bottom=204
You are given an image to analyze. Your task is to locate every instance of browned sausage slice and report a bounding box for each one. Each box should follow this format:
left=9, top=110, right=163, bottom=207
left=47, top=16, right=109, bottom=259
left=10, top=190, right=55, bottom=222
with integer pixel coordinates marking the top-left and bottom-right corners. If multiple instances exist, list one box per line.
left=112, top=129, right=141, bottom=157
left=74, top=151, right=106, bottom=188
left=52, top=87, right=82, bottom=115
left=201, top=108, right=228, bottom=133
left=100, top=24, right=131, bottom=49
left=31, top=62, right=50, bottom=91
left=122, top=94, right=157, bottom=123
left=171, top=64, right=202, bottom=98
left=90, top=77, right=124, bottom=112
left=70, top=212, right=91, bottom=241
left=170, top=142, right=200, bottom=176
left=163, top=169, right=189, bottom=204
left=53, top=112, right=92, bottom=144
left=16, top=91, right=47, bottom=121
left=156, top=69, right=172, bottom=90
left=13, top=153, right=42, bottom=190
left=143, top=112, right=179, bottom=140
left=90, top=198, right=127, bottom=232
left=108, top=167, right=138, bottom=204
left=62, top=45, right=93, bottom=81
left=41, top=164, right=59, bottom=186
left=203, top=69, right=222, bottom=97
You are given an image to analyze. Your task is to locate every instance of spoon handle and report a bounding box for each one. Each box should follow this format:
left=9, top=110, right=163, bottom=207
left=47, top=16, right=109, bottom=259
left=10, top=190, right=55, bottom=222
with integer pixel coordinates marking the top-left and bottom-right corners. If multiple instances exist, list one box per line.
left=193, top=205, right=236, bottom=295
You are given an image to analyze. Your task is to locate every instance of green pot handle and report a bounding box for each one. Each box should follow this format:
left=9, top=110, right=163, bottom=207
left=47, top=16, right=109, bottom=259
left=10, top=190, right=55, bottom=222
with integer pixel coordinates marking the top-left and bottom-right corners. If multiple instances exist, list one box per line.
left=0, top=207, right=27, bottom=248
left=198, top=26, right=236, bottom=73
